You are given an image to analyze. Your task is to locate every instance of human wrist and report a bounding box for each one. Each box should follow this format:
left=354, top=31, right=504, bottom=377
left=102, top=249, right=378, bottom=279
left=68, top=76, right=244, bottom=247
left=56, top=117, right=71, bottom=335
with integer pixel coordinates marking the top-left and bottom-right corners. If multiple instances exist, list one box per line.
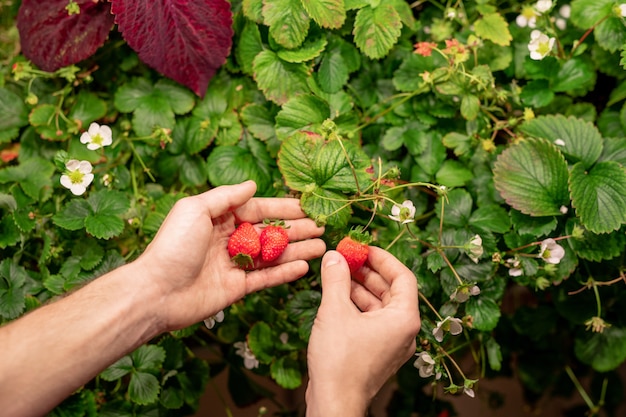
left=305, top=381, right=368, bottom=417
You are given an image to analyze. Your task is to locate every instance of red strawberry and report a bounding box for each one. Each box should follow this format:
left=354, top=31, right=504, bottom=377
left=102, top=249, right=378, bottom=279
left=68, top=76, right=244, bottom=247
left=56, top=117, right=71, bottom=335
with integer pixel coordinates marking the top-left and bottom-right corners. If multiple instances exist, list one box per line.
left=228, top=222, right=261, bottom=269
left=260, top=220, right=289, bottom=262
left=336, top=228, right=372, bottom=275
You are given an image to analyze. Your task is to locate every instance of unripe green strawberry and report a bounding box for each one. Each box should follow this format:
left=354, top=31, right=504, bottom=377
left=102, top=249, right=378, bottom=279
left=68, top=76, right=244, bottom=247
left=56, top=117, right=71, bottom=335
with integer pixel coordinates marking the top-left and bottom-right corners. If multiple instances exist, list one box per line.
left=260, top=220, right=289, bottom=262
left=336, top=228, right=372, bottom=274
left=228, top=222, right=261, bottom=270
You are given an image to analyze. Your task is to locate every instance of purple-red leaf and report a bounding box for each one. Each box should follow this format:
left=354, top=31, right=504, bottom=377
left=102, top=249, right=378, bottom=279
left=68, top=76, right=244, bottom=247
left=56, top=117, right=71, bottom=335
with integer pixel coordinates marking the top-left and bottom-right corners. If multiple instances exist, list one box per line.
left=17, top=0, right=115, bottom=72
left=110, top=0, right=234, bottom=97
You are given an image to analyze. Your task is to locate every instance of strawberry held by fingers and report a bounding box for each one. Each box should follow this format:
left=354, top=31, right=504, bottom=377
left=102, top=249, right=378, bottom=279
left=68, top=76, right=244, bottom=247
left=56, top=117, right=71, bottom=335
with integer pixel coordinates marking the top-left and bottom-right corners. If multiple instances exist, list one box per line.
left=336, top=228, right=372, bottom=275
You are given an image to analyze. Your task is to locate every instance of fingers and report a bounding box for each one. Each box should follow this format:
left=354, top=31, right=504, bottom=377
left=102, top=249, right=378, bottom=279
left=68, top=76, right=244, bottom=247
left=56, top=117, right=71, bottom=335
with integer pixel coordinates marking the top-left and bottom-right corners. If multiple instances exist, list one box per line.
left=235, top=197, right=308, bottom=223
left=318, top=251, right=354, bottom=310
left=197, top=180, right=258, bottom=218
left=245, top=260, right=312, bottom=294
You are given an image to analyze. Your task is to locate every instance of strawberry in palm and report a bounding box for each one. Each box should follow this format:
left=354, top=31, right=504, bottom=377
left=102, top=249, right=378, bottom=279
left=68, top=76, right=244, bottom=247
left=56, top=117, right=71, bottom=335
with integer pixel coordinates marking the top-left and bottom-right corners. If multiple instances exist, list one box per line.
left=260, top=220, right=289, bottom=262
left=228, top=222, right=261, bottom=270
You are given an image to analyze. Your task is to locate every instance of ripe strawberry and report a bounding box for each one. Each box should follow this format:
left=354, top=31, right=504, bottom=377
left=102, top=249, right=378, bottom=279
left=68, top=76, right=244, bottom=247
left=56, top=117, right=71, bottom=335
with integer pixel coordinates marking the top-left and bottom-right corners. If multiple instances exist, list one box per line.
left=336, top=228, right=372, bottom=274
left=260, top=220, right=289, bottom=262
left=228, top=222, right=261, bottom=269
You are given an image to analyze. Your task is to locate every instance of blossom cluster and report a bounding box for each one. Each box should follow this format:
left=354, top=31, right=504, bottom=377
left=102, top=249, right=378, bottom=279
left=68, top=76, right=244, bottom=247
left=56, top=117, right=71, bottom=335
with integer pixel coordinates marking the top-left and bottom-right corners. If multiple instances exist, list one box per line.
left=60, top=122, right=112, bottom=196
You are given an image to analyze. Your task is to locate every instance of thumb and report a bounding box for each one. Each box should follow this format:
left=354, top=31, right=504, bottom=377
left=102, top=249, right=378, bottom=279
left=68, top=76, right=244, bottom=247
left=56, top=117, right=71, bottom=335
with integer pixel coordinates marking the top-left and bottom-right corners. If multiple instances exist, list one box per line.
left=319, top=250, right=352, bottom=308
left=199, top=180, right=257, bottom=218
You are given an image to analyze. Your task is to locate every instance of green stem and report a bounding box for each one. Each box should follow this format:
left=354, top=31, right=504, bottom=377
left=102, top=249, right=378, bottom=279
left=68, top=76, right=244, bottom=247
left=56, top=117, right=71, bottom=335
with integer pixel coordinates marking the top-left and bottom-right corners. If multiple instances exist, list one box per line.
left=564, top=365, right=596, bottom=412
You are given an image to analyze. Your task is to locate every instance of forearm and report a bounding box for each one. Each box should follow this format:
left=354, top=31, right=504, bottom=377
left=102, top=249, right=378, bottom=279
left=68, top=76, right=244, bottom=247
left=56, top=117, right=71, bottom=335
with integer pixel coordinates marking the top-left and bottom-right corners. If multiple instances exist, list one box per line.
left=0, top=262, right=162, bottom=416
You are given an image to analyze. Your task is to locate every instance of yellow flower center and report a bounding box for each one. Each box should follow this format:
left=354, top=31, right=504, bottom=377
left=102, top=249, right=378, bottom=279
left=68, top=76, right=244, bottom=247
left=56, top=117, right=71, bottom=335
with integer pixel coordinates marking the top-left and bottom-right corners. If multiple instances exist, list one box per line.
left=91, top=133, right=103, bottom=146
left=68, top=170, right=85, bottom=185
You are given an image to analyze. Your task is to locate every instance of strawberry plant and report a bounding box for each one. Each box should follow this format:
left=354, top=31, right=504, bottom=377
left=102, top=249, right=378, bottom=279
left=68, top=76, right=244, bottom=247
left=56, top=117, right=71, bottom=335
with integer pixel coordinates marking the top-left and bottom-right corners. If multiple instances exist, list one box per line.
left=2, top=0, right=626, bottom=416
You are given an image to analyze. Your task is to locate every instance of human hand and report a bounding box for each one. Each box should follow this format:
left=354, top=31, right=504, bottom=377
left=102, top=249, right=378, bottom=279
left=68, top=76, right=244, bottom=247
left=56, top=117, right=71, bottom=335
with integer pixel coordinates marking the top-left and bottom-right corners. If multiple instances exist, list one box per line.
left=134, top=180, right=326, bottom=332
left=306, top=247, right=421, bottom=416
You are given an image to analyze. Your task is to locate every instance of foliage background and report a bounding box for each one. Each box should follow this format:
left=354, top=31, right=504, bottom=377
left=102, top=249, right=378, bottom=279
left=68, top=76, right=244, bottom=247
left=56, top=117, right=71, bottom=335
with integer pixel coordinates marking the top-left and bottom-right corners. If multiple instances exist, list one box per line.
left=1, top=0, right=626, bottom=416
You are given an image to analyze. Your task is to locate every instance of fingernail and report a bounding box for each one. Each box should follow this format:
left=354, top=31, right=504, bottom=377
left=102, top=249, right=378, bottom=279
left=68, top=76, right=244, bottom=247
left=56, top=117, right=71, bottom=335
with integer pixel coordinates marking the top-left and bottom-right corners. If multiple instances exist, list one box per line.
left=323, top=251, right=341, bottom=267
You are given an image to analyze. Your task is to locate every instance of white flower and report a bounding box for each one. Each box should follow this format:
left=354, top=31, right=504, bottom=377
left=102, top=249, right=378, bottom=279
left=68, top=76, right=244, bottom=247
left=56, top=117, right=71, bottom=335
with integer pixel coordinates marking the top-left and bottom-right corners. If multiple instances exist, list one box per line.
left=559, top=205, right=568, bottom=214
left=559, top=4, right=571, bottom=19
left=470, top=285, right=481, bottom=296
left=528, top=30, right=555, bottom=60
left=535, top=0, right=552, bottom=13
left=203, top=310, right=225, bottom=329
left=279, top=332, right=289, bottom=344
left=234, top=341, right=259, bottom=369
left=60, top=159, right=94, bottom=196
left=618, top=4, right=626, bottom=17
left=433, top=316, right=463, bottom=342
left=506, top=258, right=523, bottom=276
left=80, top=122, right=112, bottom=150
left=389, top=200, right=416, bottom=224
left=555, top=18, right=567, bottom=30
left=516, top=5, right=538, bottom=28
left=450, top=284, right=480, bottom=303
left=467, top=234, right=483, bottom=263
left=414, top=352, right=436, bottom=378
left=539, top=238, right=565, bottom=264
left=464, top=387, right=475, bottom=398
left=554, top=138, right=565, bottom=146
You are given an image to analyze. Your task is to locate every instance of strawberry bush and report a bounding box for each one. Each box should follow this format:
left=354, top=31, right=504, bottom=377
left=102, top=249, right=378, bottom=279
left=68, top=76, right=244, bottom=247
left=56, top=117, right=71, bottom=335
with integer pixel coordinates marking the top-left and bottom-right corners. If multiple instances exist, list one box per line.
left=1, top=0, right=626, bottom=415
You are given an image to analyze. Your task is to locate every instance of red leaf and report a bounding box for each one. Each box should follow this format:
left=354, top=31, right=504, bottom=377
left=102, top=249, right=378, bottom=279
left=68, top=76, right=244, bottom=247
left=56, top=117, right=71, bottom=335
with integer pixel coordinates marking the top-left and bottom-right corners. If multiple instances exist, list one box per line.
left=17, top=0, right=114, bottom=72
left=110, top=0, right=233, bottom=97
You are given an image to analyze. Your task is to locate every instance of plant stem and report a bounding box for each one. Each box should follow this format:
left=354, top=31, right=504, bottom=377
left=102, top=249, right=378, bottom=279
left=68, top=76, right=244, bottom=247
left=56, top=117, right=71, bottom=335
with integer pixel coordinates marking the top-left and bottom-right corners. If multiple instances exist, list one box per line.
left=564, top=365, right=596, bottom=412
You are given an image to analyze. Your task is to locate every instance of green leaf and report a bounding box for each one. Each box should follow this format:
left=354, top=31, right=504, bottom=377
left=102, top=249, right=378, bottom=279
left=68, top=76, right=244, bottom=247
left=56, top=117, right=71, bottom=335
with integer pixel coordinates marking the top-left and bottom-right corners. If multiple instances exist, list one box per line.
left=393, top=54, right=436, bottom=92
left=206, top=145, right=273, bottom=194
left=442, top=131, right=472, bottom=156
left=301, top=187, right=352, bottom=227
left=271, top=356, right=302, bottom=389
left=594, top=16, right=626, bottom=53
left=473, top=13, right=512, bottom=46
left=567, top=219, right=626, bottom=262
left=262, top=0, right=310, bottom=49
left=277, top=36, right=328, bottom=63
left=469, top=205, right=512, bottom=234
left=243, top=0, right=264, bottom=22
left=460, top=94, right=480, bottom=120
left=575, top=326, right=626, bottom=372
left=552, top=58, right=595, bottom=94
left=285, top=290, right=320, bottom=341
left=278, top=132, right=370, bottom=193
left=0, top=158, right=55, bottom=202
left=520, top=79, right=555, bottom=108
left=253, top=50, right=310, bottom=104
left=437, top=189, right=473, bottom=228
left=413, top=131, right=446, bottom=176
left=236, top=21, right=264, bottom=75
left=275, top=95, right=330, bottom=140
left=69, top=91, right=107, bottom=127
left=485, top=337, right=502, bottom=371
left=353, top=4, right=402, bottom=60
left=570, top=0, right=613, bottom=29
left=435, top=160, right=473, bottom=188
left=0, top=87, right=27, bottom=143
left=132, top=345, right=166, bottom=371
left=493, top=138, right=570, bottom=216
left=520, top=115, right=603, bottom=168
left=129, top=372, right=160, bottom=405
left=569, top=161, right=626, bottom=233
left=241, top=104, right=277, bottom=142
left=0, top=259, right=28, bottom=320
left=100, top=356, right=133, bottom=381
left=248, top=322, right=275, bottom=363
left=599, top=137, right=626, bottom=165
left=85, top=190, right=130, bottom=239
left=74, top=240, right=105, bottom=270
left=52, top=199, right=91, bottom=231
left=317, top=50, right=349, bottom=94
left=154, top=80, right=196, bottom=115
left=466, top=297, right=501, bottom=331
left=301, top=0, right=346, bottom=29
